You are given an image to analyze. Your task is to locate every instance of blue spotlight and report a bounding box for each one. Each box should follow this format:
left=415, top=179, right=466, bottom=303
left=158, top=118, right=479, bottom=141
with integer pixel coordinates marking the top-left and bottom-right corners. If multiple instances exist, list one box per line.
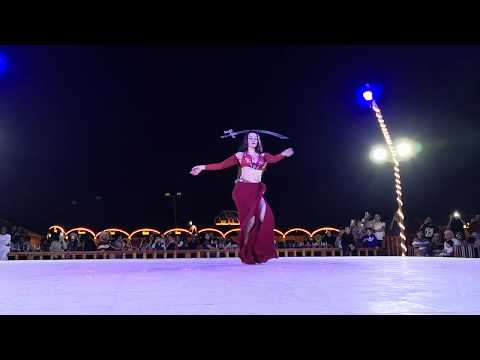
left=0, top=52, right=7, bottom=75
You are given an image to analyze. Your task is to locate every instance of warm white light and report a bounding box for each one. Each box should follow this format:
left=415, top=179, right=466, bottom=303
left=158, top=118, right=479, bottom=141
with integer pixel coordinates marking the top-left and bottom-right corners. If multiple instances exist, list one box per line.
left=370, top=146, right=388, bottom=163
left=397, top=141, right=413, bottom=159
left=363, top=90, right=373, bottom=101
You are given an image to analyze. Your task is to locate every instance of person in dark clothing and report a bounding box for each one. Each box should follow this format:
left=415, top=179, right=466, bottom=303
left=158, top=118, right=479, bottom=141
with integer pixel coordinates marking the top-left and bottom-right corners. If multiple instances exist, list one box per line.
left=419, top=217, right=439, bottom=242
left=361, top=228, right=379, bottom=248
left=341, top=226, right=356, bottom=255
left=82, top=235, right=97, bottom=251
left=447, top=212, right=466, bottom=242
left=323, top=230, right=336, bottom=247
left=41, top=237, right=52, bottom=251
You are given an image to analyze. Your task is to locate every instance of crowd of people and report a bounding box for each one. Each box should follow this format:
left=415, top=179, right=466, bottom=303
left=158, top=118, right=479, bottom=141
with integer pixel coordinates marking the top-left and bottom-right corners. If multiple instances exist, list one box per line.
left=2, top=230, right=239, bottom=255
left=277, top=211, right=480, bottom=257
left=277, top=211, right=387, bottom=255
left=1, top=211, right=480, bottom=260
left=132, top=233, right=239, bottom=251
left=410, top=214, right=480, bottom=257
left=0, top=225, right=36, bottom=260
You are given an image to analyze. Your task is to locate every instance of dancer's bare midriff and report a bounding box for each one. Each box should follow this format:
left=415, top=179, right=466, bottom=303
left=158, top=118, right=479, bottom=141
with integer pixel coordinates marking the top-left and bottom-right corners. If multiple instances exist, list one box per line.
left=237, top=167, right=263, bottom=183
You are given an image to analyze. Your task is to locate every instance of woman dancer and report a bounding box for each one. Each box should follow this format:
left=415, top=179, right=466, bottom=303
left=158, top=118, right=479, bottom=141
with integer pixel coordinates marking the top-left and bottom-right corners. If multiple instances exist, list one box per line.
left=190, top=131, right=293, bottom=264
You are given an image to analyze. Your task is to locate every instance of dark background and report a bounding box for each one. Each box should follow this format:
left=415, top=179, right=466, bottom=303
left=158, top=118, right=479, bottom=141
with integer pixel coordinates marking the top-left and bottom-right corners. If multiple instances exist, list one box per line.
left=1, top=45, right=479, bottom=232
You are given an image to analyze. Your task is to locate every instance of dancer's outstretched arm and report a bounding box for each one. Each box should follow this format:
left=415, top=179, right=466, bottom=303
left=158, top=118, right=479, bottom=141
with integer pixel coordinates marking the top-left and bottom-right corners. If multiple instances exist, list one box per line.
left=190, top=154, right=240, bottom=176
left=264, top=148, right=294, bottom=164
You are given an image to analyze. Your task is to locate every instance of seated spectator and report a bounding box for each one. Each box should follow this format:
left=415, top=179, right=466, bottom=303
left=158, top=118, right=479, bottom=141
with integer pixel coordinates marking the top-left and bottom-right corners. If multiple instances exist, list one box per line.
left=176, top=236, right=185, bottom=250
left=20, top=236, right=33, bottom=252
left=50, top=232, right=67, bottom=252
left=188, top=236, right=198, bottom=250
left=276, top=241, right=285, bottom=249
left=138, top=234, right=154, bottom=250
left=209, top=237, right=218, bottom=249
left=431, top=232, right=443, bottom=250
left=335, top=231, right=343, bottom=248
left=200, top=235, right=210, bottom=249
left=444, top=229, right=461, bottom=246
left=82, top=235, right=97, bottom=251
left=67, top=233, right=83, bottom=251
left=41, top=236, right=52, bottom=251
left=472, top=233, right=480, bottom=248
left=152, top=236, right=165, bottom=250
left=111, top=236, right=124, bottom=250
left=166, top=235, right=176, bottom=250
left=10, top=226, right=21, bottom=252
left=142, top=238, right=153, bottom=250
left=361, top=228, right=379, bottom=248
left=412, top=230, right=431, bottom=256
left=323, top=230, right=336, bottom=247
left=226, top=238, right=238, bottom=249
left=97, top=231, right=110, bottom=247
left=98, top=235, right=114, bottom=250
left=341, top=226, right=356, bottom=255
left=454, top=232, right=465, bottom=246
left=0, top=226, right=11, bottom=260
left=438, top=240, right=454, bottom=257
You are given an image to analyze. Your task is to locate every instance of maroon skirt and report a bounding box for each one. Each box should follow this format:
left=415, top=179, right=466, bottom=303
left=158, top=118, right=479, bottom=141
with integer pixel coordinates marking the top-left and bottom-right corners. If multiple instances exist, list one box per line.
left=232, top=182, right=278, bottom=264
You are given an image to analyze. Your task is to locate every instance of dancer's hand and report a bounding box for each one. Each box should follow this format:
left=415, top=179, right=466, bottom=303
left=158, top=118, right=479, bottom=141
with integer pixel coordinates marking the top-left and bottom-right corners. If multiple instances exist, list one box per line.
left=190, top=165, right=205, bottom=176
left=282, top=148, right=294, bottom=157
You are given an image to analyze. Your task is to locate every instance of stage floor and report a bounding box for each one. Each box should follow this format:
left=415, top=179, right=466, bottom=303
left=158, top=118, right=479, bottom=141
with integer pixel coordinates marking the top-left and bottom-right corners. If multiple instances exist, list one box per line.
left=1, top=257, right=479, bottom=315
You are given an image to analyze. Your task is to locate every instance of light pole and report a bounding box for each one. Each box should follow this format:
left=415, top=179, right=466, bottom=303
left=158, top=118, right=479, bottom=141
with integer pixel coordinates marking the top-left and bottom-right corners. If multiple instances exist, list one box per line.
left=165, top=192, right=182, bottom=228
left=363, top=84, right=407, bottom=256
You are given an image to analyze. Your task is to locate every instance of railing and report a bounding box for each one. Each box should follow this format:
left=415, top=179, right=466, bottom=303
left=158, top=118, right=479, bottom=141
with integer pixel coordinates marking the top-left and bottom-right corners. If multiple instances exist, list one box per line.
left=454, top=245, right=480, bottom=258
left=7, top=247, right=388, bottom=260
left=384, top=235, right=404, bottom=256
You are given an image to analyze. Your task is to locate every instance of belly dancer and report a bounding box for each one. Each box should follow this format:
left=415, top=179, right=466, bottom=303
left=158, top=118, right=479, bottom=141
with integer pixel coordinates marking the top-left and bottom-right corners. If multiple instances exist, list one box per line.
left=190, top=129, right=293, bottom=264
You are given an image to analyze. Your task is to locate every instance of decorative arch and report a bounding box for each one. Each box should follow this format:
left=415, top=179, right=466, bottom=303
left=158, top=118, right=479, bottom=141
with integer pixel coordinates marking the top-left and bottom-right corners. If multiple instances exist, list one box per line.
left=198, top=228, right=225, bottom=238
left=223, top=228, right=241, bottom=238
left=48, top=225, right=66, bottom=234
left=273, top=229, right=285, bottom=238
left=310, top=227, right=340, bottom=237
left=66, top=227, right=96, bottom=238
left=128, top=228, right=161, bottom=239
left=283, top=228, right=313, bottom=239
left=163, top=228, right=192, bottom=236
left=95, top=228, right=130, bottom=239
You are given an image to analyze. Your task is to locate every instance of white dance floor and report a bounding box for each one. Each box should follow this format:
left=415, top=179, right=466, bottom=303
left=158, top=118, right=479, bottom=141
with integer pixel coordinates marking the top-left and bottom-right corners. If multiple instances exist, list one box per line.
left=1, top=257, right=479, bottom=315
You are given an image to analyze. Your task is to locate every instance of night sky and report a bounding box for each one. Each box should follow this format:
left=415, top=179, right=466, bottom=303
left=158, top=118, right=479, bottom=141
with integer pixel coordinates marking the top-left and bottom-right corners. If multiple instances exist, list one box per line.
left=1, top=45, right=479, bottom=233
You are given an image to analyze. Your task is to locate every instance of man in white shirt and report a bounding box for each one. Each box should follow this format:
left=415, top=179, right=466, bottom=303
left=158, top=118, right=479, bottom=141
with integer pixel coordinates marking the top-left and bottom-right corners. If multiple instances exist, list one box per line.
left=0, top=226, right=12, bottom=260
left=372, top=214, right=386, bottom=246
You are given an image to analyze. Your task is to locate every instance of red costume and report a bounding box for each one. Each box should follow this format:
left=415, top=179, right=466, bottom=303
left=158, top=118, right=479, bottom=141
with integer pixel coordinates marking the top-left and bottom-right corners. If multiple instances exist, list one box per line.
left=205, top=152, right=285, bottom=264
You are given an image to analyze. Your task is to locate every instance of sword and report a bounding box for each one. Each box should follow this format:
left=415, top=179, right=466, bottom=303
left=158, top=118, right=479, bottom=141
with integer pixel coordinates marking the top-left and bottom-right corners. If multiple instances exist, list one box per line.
left=221, top=129, right=289, bottom=140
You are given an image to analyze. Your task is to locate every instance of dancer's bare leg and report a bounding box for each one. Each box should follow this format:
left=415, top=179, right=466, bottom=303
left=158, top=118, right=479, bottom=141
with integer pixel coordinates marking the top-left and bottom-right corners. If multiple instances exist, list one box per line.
left=243, top=198, right=267, bottom=254
left=243, top=216, right=256, bottom=247
left=259, top=197, right=266, bottom=223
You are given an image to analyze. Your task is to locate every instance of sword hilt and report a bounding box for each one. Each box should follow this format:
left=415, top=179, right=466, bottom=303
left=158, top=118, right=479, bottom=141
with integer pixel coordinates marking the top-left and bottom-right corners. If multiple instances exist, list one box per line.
left=221, top=129, right=235, bottom=139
